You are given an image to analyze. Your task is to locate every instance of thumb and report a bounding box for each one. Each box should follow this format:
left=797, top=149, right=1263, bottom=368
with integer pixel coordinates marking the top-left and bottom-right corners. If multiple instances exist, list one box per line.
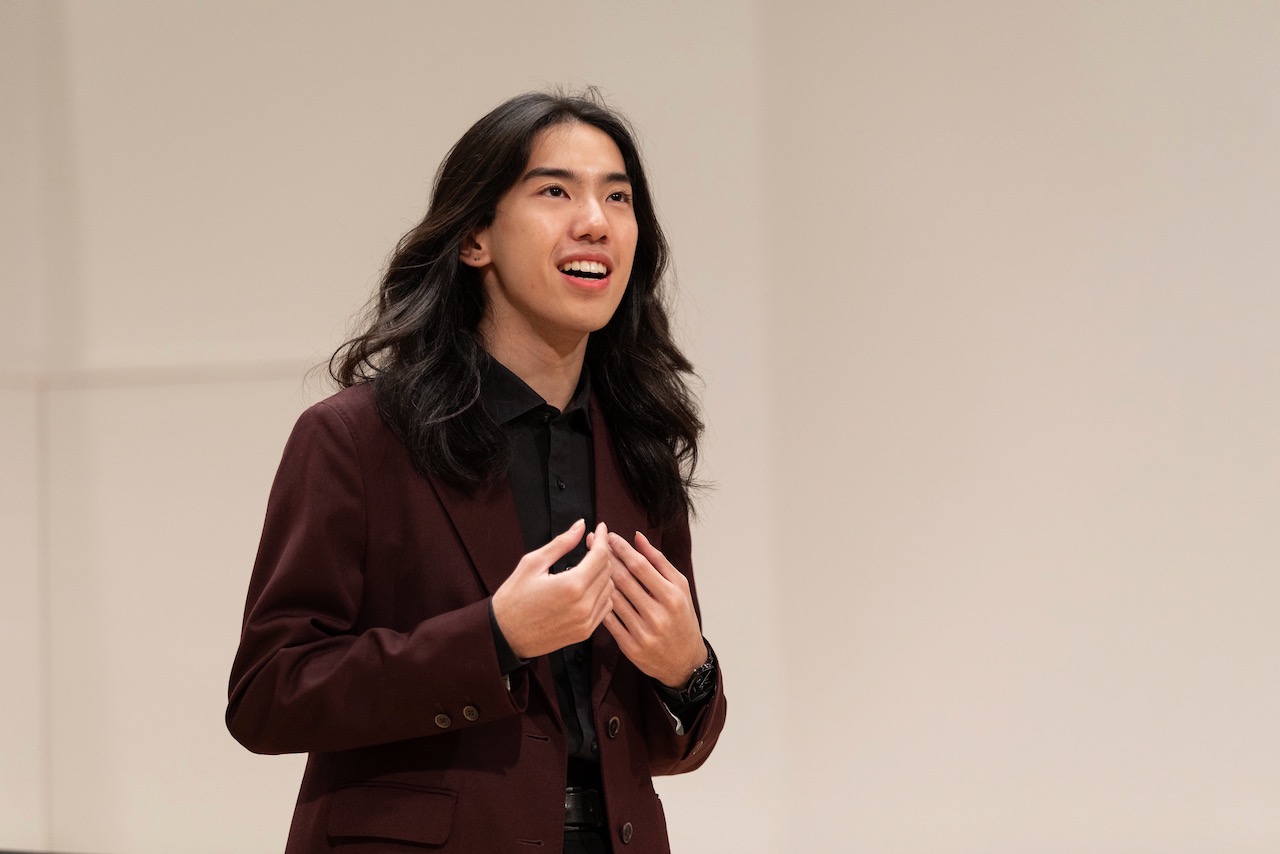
left=525, top=518, right=586, bottom=571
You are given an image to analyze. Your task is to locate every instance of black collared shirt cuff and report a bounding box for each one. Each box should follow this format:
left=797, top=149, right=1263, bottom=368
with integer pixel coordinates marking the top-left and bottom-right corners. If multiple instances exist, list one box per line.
left=488, top=598, right=526, bottom=676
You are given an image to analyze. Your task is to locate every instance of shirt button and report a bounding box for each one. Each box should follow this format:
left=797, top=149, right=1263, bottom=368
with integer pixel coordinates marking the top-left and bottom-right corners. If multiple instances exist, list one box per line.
left=463, top=705, right=479, bottom=722
left=556, top=477, right=566, bottom=491
left=434, top=714, right=451, bottom=729
left=619, top=822, right=634, bottom=844
left=590, top=739, right=599, bottom=755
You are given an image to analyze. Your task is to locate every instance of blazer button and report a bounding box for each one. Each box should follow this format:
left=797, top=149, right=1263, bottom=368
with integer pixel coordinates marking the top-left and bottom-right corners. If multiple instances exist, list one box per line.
left=434, top=713, right=451, bottom=729
left=607, top=716, right=620, bottom=738
left=463, top=705, right=479, bottom=722
left=619, top=821, right=634, bottom=845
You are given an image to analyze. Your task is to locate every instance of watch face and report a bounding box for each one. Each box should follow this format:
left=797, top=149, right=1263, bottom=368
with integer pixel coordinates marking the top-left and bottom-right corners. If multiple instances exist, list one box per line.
left=684, top=659, right=716, bottom=702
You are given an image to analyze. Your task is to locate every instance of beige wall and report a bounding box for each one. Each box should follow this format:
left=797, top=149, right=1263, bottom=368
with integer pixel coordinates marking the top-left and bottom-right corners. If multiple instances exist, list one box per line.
left=765, top=3, right=1280, bottom=850
left=1, top=1, right=1276, bottom=851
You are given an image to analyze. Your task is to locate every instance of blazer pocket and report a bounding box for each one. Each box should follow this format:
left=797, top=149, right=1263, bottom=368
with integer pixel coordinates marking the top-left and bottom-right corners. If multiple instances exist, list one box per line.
left=327, top=782, right=457, bottom=847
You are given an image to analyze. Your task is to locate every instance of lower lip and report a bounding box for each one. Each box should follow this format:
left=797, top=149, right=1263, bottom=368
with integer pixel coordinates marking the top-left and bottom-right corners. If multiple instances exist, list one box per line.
left=560, top=271, right=611, bottom=291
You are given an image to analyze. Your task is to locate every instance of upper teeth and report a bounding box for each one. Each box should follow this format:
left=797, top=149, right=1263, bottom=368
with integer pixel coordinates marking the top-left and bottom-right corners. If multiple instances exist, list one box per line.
left=560, top=260, right=608, bottom=276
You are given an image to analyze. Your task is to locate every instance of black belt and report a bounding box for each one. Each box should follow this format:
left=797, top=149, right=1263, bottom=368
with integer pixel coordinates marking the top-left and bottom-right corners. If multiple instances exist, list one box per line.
left=564, top=786, right=604, bottom=828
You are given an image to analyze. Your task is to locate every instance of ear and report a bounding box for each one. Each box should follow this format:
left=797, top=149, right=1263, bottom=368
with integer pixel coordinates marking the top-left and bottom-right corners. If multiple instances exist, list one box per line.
left=459, top=229, right=490, bottom=268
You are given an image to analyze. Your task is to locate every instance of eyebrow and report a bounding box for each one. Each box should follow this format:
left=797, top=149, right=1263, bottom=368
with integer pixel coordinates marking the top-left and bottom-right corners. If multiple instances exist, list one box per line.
left=521, top=166, right=631, bottom=185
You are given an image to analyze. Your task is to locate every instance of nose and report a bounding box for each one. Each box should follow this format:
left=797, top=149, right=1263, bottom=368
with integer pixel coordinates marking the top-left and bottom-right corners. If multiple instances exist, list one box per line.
left=573, top=198, right=609, bottom=242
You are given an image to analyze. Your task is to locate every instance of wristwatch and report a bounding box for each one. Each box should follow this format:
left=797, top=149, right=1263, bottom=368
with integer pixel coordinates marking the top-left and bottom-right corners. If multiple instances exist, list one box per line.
left=675, top=643, right=717, bottom=706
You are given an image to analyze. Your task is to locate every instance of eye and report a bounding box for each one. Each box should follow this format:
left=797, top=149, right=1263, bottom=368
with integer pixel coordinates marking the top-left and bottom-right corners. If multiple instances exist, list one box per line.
left=608, top=190, right=632, bottom=204
left=542, top=186, right=567, bottom=198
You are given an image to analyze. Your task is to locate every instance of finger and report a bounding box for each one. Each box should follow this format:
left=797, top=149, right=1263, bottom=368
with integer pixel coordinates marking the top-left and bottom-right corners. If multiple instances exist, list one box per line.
left=527, top=519, right=586, bottom=570
left=602, top=611, right=636, bottom=655
left=610, top=557, right=654, bottom=618
left=610, top=585, right=646, bottom=637
left=588, top=577, right=616, bottom=627
left=573, top=523, right=615, bottom=580
left=608, top=532, right=665, bottom=593
left=583, top=546, right=618, bottom=601
left=634, top=531, right=687, bottom=587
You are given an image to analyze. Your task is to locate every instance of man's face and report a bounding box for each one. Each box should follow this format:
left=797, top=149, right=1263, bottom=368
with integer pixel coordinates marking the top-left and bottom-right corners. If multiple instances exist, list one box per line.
left=466, top=122, right=638, bottom=356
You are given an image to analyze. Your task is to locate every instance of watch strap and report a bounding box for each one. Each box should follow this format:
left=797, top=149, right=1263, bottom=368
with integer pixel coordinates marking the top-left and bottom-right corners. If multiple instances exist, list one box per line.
left=676, top=642, right=717, bottom=706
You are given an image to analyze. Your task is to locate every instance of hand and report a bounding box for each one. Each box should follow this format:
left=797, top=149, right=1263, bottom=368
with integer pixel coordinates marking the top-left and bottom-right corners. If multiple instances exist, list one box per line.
left=491, top=520, right=616, bottom=659
left=600, top=530, right=707, bottom=688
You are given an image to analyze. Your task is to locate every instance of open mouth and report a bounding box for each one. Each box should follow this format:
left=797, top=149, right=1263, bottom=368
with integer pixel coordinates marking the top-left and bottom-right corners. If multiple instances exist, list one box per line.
left=559, top=260, right=609, bottom=281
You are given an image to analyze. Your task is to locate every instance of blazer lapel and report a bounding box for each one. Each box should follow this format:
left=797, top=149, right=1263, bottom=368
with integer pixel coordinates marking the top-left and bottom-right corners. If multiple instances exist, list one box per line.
left=428, top=474, right=562, bottom=729
left=429, top=475, right=525, bottom=597
left=588, top=401, right=657, bottom=708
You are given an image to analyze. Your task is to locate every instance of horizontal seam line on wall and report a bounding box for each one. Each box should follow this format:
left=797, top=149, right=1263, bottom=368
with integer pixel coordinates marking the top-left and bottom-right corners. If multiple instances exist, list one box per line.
left=0, top=359, right=321, bottom=391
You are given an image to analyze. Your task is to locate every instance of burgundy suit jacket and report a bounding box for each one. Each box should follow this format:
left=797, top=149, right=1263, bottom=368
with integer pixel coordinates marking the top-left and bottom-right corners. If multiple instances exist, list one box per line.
left=227, top=383, right=726, bottom=853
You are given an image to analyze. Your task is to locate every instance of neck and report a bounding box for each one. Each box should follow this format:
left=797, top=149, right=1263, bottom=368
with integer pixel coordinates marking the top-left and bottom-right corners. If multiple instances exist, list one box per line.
left=482, top=329, right=588, bottom=411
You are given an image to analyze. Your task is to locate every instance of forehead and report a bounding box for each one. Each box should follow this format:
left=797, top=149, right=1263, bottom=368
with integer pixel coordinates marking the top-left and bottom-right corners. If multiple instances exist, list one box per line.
left=523, top=122, right=629, bottom=179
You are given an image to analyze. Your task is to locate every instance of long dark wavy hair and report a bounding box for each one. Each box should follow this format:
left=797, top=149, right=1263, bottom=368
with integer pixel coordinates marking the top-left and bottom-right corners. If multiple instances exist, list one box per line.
left=330, top=90, right=701, bottom=523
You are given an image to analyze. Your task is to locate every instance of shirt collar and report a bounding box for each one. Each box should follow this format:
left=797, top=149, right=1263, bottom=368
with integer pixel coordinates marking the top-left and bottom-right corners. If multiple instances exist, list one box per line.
left=481, top=353, right=592, bottom=428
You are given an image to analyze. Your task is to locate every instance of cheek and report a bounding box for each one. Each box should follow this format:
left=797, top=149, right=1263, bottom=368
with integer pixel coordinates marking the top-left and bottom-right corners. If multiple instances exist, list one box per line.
left=619, top=241, right=639, bottom=281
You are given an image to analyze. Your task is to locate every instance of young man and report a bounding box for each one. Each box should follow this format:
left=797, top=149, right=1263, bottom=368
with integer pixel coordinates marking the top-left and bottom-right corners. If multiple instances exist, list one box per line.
left=227, top=91, right=726, bottom=853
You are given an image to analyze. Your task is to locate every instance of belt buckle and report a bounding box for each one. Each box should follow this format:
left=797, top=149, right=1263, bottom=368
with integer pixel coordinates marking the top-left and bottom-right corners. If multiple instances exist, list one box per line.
left=564, top=786, right=603, bottom=828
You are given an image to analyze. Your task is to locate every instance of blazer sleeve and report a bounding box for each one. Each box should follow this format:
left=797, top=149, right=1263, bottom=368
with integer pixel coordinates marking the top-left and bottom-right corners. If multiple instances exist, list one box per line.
left=639, top=509, right=728, bottom=776
left=226, top=398, right=529, bottom=755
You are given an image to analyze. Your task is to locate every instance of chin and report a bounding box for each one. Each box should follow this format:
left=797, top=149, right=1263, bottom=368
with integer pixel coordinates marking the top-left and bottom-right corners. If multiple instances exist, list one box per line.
left=562, top=305, right=624, bottom=337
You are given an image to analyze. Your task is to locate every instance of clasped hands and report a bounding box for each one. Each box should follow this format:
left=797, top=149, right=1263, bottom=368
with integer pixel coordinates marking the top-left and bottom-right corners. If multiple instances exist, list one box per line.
left=491, top=520, right=707, bottom=689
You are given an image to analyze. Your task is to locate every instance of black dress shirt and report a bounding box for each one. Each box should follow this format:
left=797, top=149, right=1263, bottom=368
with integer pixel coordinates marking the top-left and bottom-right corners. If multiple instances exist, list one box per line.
left=481, top=356, right=602, bottom=780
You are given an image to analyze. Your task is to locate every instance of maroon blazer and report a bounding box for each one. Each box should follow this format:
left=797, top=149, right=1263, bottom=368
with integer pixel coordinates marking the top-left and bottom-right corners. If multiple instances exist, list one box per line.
left=227, top=384, right=726, bottom=853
